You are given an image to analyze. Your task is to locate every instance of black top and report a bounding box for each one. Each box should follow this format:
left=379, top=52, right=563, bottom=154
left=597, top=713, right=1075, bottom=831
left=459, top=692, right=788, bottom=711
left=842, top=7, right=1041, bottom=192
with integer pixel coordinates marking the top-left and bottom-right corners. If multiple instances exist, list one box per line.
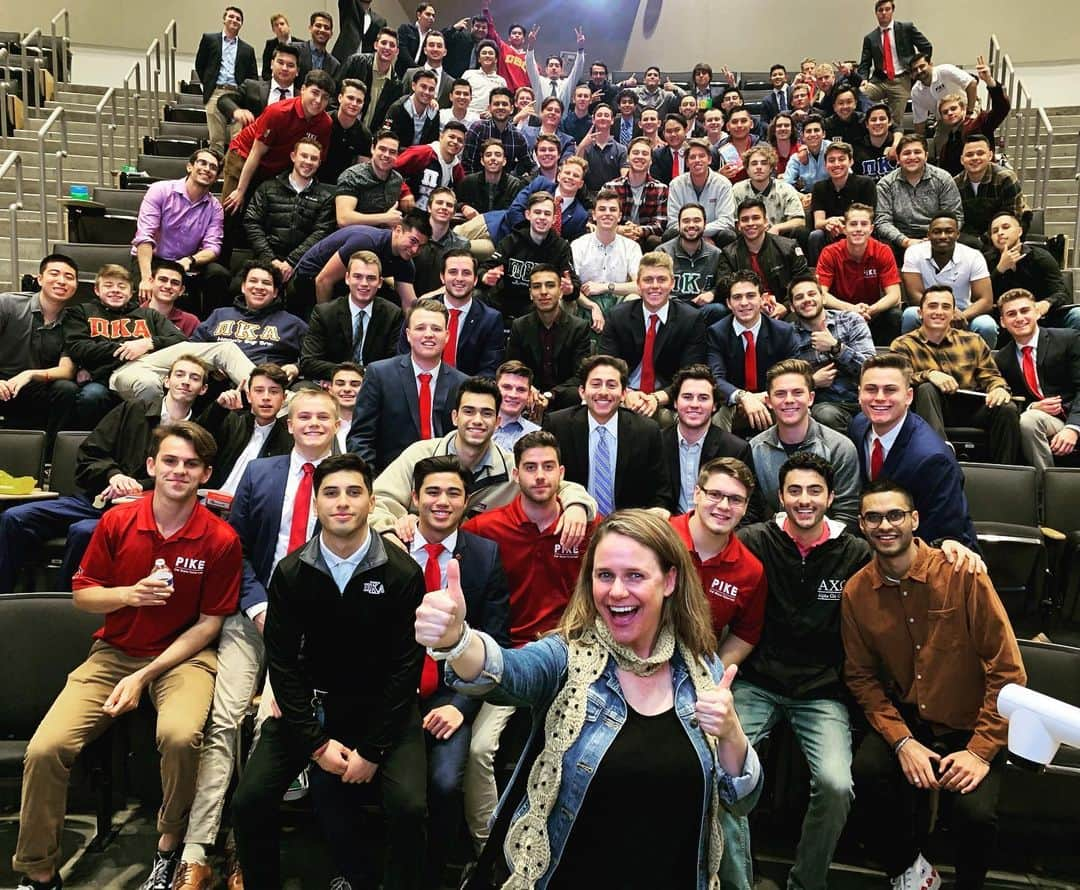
left=549, top=704, right=704, bottom=889
left=810, top=172, right=878, bottom=220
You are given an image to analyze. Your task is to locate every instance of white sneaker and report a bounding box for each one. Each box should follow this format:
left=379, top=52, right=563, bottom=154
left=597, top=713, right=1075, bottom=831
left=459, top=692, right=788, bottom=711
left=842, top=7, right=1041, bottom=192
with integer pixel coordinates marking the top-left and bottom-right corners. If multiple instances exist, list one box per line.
left=282, top=765, right=309, bottom=801
left=889, top=853, right=941, bottom=890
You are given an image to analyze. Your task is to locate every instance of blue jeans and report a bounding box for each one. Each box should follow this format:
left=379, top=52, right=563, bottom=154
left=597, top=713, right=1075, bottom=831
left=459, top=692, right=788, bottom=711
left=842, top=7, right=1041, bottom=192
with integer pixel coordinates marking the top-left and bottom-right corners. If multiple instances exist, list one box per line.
left=901, top=307, right=999, bottom=348
left=0, top=494, right=102, bottom=592
left=73, top=381, right=117, bottom=430
left=719, top=681, right=853, bottom=890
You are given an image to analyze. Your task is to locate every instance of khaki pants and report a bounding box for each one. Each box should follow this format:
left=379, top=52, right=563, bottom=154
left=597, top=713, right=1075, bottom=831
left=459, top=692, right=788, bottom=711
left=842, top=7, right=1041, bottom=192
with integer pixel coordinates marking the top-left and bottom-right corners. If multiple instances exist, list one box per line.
left=462, top=702, right=516, bottom=847
left=861, top=74, right=912, bottom=125
left=1020, top=407, right=1067, bottom=471
left=205, top=86, right=240, bottom=155
left=14, top=640, right=217, bottom=874
left=221, top=148, right=247, bottom=201
left=454, top=216, right=495, bottom=260
left=109, top=341, right=256, bottom=405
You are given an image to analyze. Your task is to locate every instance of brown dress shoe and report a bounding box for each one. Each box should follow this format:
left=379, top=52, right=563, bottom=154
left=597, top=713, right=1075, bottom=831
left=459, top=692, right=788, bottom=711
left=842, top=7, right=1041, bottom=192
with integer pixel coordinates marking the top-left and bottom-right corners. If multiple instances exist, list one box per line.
left=226, top=860, right=244, bottom=890
left=171, top=861, right=213, bottom=890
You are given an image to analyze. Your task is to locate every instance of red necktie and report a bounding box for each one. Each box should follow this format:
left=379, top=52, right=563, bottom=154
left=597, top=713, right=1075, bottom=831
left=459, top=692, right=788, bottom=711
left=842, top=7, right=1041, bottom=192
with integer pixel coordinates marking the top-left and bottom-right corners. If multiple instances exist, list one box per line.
left=748, top=251, right=765, bottom=285
left=444, top=308, right=462, bottom=367
left=882, top=28, right=896, bottom=81
left=418, top=372, right=433, bottom=439
left=742, top=330, right=758, bottom=393
left=671, top=149, right=680, bottom=179
left=419, top=542, right=444, bottom=698
left=640, top=313, right=659, bottom=394
left=1021, top=346, right=1044, bottom=400
left=870, top=438, right=884, bottom=481
left=287, top=462, right=315, bottom=553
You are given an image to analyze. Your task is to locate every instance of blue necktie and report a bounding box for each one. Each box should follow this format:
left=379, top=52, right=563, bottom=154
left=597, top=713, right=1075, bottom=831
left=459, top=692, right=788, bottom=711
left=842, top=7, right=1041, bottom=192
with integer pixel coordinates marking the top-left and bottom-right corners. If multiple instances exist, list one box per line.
left=593, top=427, right=615, bottom=516
left=353, top=309, right=367, bottom=365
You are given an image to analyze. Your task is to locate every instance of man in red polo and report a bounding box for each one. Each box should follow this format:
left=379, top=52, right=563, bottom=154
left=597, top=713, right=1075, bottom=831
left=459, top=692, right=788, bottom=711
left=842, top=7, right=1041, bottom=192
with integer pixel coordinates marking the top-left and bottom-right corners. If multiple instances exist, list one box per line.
left=670, top=456, right=766, bottom=667
left=816, top=202, right=902, bottom=344
left=12, top=421, right=241, bottom=890
left=460, top=429, right=598, bottom=851
left=221, top=69, right=336, bottom=215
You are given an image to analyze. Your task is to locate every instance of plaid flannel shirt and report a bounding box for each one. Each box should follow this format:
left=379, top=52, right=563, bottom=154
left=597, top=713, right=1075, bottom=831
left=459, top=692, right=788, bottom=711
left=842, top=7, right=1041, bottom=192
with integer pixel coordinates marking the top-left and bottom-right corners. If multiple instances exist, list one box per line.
left=890, top=326, right=1010, bottom=392
left=602, top=175, right=669, bottom=239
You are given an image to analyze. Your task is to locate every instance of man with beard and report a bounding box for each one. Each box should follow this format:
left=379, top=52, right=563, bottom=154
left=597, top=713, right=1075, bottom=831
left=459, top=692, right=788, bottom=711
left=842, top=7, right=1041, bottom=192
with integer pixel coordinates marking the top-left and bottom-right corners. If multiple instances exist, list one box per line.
left=657, top=204, right=723, bottom=313
left=462, top=86, right=530, bottom=175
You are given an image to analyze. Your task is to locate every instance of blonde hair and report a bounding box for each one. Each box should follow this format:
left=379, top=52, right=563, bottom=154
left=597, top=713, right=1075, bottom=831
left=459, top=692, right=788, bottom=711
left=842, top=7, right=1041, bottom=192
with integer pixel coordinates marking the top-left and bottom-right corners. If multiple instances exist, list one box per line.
left=743, top=143, right=778, bottom=169
left=288, top=387, right=340, bottom=420
left=557, top=510, right=718, bottom=659
left=938, top=91, right=967, bottom=110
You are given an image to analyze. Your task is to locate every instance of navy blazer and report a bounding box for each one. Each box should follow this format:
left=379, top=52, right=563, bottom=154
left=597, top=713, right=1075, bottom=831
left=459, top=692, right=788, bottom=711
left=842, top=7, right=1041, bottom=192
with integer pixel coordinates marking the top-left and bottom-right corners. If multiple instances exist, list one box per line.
left=423, top=530, right=511, bottom=717
left=706, top=315, right=801, bottom=402
left=598, top=299, right=706, bottom=398
left=395, top=294, right=506, bottom=377
left=650, top=145, right=681, bottom=185
left=858, top=21, right=932, bottom=83
left=994, top=327, right=1080, bottom=429
left=542, top=405, right=672, bottom=511
left=195, top=31, right=259, bottom=103
left=346, top=354, right=466, bottom=471
left=229, top=454, right=293, bottom=613
left=849, top=411, right=978, bottom=550
left=760, top=86, right=794, bottom=124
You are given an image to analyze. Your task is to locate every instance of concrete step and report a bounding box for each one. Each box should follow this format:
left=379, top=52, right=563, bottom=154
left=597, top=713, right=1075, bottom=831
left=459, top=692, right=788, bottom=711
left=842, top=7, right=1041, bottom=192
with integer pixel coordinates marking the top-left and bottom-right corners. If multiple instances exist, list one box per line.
left=55, top=84, right=111, bottom=99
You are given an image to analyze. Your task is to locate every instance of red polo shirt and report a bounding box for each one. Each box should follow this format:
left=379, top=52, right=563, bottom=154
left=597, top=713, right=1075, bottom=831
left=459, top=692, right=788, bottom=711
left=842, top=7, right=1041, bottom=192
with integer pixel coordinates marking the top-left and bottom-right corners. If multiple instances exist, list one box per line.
left=816, top=236, right=900, bottom=306
left=463, top=496, right=598, bottom=648
left=669, top=512, right=767, bottom=645
left=229, top=96, right=333, bottom=175
left=73, top=494, right=242, bottom=657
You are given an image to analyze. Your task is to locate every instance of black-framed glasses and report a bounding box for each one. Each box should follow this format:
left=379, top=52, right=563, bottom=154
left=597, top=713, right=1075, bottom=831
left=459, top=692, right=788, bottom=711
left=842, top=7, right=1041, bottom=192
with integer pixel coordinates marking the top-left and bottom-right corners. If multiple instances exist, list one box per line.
left=700, top=489, right=748, bottom=507
left=860, top=509, right=912, bottom=528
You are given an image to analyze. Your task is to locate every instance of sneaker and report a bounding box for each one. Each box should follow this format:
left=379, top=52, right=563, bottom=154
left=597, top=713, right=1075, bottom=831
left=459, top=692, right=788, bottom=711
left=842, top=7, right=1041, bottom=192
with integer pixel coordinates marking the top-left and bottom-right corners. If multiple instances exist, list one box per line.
left=283, top=765, right=309, bottom=801
left=139, top=849, right=181, bottom=890
left=329, top=878, right=353, bottom=890
left=16, top=877, right=62, bottom=890
left=889, top=853, right=941, bottom=890
left=225, top=858, right=244, bottom=890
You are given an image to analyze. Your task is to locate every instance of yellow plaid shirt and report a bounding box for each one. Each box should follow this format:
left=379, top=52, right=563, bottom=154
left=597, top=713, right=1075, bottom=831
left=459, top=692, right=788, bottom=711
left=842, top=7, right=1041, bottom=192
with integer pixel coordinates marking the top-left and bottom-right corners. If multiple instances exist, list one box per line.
left=890, top=326, right=1010, bottom=393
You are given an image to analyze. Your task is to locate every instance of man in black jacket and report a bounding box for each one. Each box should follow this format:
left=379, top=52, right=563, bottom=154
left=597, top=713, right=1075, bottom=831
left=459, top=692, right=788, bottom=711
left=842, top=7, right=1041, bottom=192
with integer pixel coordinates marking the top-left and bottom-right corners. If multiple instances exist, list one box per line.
left=504, top=265, right=592, bottom=411
left=232, top=453, right=427, bottom=890
left=243, top=136, right=336, bottom=286
left=300, top=249, right=405, bottom=380
left=717, top=197, right=810, bottom=312
left=384, top=69, right=441, bottom=149
left=337, top=28, right=405, bottom=132
left=480, top=191, right=580, bottom=321
left=217, top=42, right=301, bottom=131
left=455, top=138, right=523, bottom=217
left=332, top=0, right=388, bottom=61
left=0, top=354, right=208, bottom=593
left=196, top=362, right=293, bottom=491
left=195, top=6, right=259, bottom=152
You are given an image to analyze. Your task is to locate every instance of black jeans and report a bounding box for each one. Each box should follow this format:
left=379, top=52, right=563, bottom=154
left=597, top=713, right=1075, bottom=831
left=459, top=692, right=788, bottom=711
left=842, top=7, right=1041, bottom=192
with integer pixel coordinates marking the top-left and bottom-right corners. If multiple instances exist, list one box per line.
left=0, top=378, right=78, bottom=458
left=913, top=383, right=1021, bottom=464
left=852, top=727, right=1004, bottom=889
left=232, top=707, right=427, bottom=889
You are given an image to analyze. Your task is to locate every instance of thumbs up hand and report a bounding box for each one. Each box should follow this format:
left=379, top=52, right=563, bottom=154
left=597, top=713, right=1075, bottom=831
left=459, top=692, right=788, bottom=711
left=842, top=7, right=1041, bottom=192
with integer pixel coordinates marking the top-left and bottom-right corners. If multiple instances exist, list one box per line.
left=416, top=557, right=468, bottom=649
left=694, top=663, right=741, bottom=742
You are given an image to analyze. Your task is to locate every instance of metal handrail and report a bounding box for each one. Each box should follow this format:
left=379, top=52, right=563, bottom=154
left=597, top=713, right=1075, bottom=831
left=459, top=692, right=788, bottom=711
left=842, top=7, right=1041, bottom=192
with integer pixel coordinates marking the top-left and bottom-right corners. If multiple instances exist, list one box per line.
left=0, top=50, right=9, bottom=149
left=20, top=28, right=44, bottom=109
left=1036, top=108, right=1053, bottom=211
left=0, top=151, right=24, bottom=289
left=49, top=9, right=70, bottom=84
left=1071, top=139, right=1080, bottom=267
left=163, top=20, right=178, bottom=101
left=94, top=87, right=117, bottom=185
left=35, top=105, right=67, bottom=254
left=144, top=39, right=161, bottom=138
left=122, top=61, right=141, bottom=165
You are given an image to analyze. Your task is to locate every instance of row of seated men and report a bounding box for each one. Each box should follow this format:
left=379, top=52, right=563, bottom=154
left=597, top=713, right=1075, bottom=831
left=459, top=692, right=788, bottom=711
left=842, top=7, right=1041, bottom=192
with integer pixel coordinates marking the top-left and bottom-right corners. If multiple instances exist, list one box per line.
left=6, top=339, right=1021, bottom=890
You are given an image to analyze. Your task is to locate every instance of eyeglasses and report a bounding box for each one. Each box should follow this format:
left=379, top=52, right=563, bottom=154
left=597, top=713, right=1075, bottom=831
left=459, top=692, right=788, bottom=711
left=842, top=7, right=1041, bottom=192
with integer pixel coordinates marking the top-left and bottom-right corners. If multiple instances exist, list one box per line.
left=860, top=509, right=912, bottom=528
left=700, top=489, right=747, bottom=507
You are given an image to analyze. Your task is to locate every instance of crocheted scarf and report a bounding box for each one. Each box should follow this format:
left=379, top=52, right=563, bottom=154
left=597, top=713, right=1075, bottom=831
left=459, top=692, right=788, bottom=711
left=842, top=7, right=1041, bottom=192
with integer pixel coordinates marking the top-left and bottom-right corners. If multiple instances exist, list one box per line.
left=500, top=619, right=724, bottom=889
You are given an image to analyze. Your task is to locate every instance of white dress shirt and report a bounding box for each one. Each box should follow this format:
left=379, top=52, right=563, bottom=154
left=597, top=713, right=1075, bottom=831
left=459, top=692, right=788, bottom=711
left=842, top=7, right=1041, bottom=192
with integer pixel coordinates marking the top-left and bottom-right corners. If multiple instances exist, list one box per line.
left=629, top=301, right=670, bottom=389
left=864, top=411, right=907, bottom=470
left=410, top=528, right=458, bottom=588
left=221, top=420, right=275, bottom=495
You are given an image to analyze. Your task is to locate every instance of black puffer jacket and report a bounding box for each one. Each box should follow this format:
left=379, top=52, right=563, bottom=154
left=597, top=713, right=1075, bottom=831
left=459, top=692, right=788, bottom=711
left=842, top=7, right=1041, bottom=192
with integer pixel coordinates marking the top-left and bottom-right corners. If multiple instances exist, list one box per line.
left=243, top=171, right=336, bottom=266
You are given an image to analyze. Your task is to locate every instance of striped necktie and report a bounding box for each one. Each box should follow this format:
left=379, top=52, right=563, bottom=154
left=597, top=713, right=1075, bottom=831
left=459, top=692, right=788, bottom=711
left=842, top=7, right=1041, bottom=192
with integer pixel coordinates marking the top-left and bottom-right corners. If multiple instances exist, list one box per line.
left=593, top=426, right=615, bottom=516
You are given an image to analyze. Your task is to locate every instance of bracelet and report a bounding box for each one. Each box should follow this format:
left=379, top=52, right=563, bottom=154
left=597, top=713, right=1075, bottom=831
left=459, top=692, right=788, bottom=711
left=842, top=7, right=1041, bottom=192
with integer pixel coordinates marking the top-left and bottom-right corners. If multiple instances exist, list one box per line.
left=428, top=621, right=472, bottom=662
left=894, top=736, right=914, bottom=755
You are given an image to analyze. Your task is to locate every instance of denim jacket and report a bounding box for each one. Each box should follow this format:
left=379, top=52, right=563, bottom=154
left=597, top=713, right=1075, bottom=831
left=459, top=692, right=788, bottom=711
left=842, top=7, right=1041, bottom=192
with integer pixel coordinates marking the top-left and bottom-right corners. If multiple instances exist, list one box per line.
left=448, top=631, right=764, bottom=889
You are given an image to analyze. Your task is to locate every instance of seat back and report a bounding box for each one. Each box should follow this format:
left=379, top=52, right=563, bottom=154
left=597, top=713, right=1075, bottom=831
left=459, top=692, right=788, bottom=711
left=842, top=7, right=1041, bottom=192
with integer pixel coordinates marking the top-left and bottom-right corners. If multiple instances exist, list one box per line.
left=158, top=120, right=211, bottom=141
left=50, top=431, right=89, bottom=496
left=0, top=429, right=46, bottom=481
left=1042, top=467, right=1080, bottom=535
left=959, top=462, right=1040, bottom=526
left=136, top=154, right=189, bottom=179
left=51, top=242, right=134, bottom=282
left=143, top=135, right=203, bottom=157
left=163, top=103, right=207, bottom=124
left=1017, top=639, right=1080, bottom=709
left=0, top=594, right=102, bottom=740
left=91, top=187, right=148, bottom=213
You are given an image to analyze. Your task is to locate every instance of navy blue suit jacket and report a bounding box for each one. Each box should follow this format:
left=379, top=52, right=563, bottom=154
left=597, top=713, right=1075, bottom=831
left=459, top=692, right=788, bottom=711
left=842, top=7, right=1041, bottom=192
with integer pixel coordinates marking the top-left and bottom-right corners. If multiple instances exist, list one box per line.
left=849, top=411, right=978, bottom=550
left=229, top=454, right=293, bottom=613
left=346, top=354, right=466, bottom=472
left=195, top=31, right=258, bottom=103
left=396, top=295, right=506, bottom=377
left=425, top=531, right=511, bottom=718
left=706, top=315, right=800, bottom=402
left=760, top=86, right=794, bottom=123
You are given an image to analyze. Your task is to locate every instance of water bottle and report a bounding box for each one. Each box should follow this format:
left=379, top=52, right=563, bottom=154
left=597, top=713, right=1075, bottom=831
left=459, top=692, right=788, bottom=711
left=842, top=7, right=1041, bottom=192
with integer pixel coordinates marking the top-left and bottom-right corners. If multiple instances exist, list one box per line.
left=151, top=558, right=174, bottom=587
